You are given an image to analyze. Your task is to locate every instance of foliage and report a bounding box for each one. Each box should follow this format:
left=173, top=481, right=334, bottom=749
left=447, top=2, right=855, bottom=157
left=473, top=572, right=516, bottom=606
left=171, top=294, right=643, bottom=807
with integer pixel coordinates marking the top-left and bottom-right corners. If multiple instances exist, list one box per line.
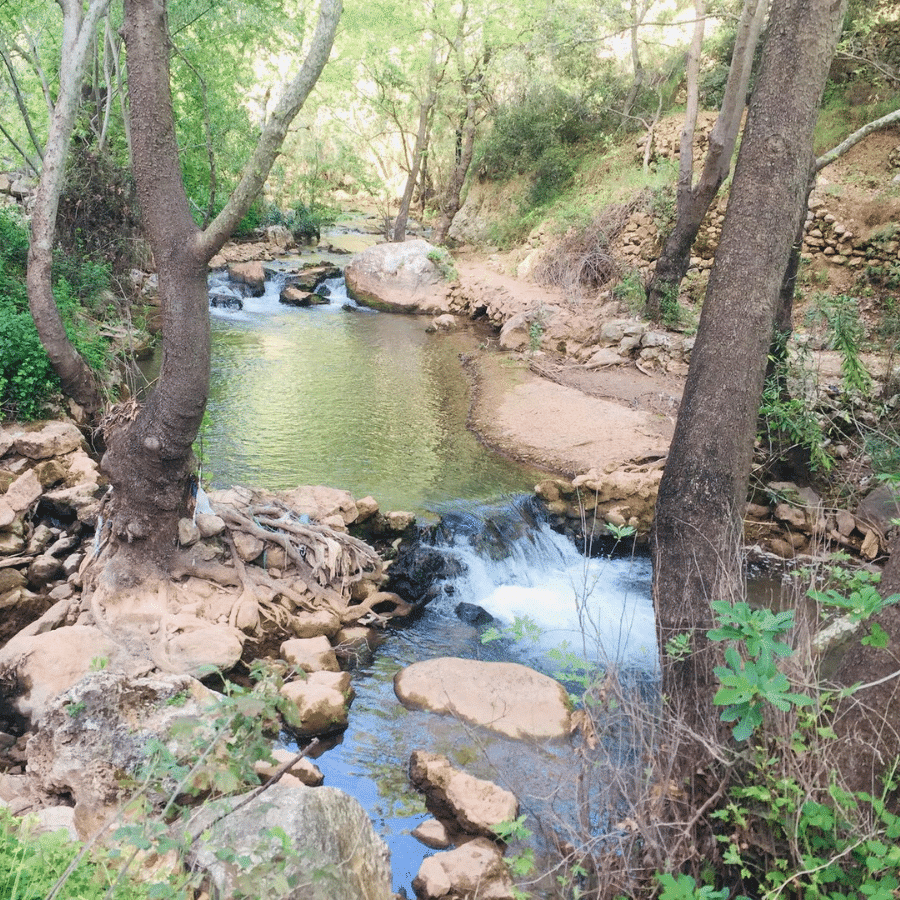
left=0, top=806, right=153, bottom=900
left=477, top=86, right=599, bottom=208
left=261, top=201, right=338, bottom=242
left=807, top=292, right=873, bottom=395
left=426, top=247, right=459, bottom=282
left=708, top=601, right=812, bottom=741
left=0, top=207, right=114, bottom=420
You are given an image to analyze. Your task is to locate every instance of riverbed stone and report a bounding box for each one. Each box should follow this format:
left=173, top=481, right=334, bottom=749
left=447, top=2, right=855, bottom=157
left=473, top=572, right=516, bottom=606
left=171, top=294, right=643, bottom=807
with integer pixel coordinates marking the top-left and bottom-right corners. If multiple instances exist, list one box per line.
left=412, top=818, right=453, bottom=850
left=412, top=837, right=515, bottom=900
left=280, top=677, right=350, bottom=736
left=409, top=751, right=518, bottom=838
left=187, top=783, right=392, bottom=900
left=228, top=261, right=265, bottom=295
left=254, top=748, right=324, bottom=786
left=394, top=658, right=571, bottom=740
left=280, top=635, right=340, bottom=672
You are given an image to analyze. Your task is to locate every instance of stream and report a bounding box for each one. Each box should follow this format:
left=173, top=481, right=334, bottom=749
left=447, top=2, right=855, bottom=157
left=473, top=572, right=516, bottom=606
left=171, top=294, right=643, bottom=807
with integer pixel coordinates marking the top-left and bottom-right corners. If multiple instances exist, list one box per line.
left=197, top=256, right=659, bottom=895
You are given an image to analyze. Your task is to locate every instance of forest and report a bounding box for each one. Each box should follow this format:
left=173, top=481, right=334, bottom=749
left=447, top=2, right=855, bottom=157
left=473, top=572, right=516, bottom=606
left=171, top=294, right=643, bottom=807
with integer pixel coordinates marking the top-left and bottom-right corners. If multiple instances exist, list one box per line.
left=1, top=0, right=900, bottom=897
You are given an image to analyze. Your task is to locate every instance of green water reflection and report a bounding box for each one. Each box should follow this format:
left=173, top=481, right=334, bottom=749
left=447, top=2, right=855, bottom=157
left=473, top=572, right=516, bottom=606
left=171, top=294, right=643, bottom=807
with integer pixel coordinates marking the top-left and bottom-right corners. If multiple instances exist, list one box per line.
left=202, top=297, right=540, bottom=511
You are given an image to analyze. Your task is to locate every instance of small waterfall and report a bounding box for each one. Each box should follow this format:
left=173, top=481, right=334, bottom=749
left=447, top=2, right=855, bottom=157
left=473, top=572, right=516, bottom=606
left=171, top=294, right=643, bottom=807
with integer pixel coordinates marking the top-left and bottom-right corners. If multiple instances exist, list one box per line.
left=421, top=496, right=659, bottom=672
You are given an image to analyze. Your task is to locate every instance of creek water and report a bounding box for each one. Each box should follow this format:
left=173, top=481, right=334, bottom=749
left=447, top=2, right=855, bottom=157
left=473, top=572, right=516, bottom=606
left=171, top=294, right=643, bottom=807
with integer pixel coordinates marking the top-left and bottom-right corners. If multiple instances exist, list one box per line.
left=197, top=263, right=659, bottom=895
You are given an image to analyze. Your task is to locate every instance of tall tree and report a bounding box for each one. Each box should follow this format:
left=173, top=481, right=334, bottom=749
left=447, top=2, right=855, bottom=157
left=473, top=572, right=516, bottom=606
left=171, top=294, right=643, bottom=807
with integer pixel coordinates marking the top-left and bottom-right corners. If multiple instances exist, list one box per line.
left=644, top=0, right=768, bottom=320
left=651, top=0, right=848, bottom=741
left=25, top=0, right=340, bottom=573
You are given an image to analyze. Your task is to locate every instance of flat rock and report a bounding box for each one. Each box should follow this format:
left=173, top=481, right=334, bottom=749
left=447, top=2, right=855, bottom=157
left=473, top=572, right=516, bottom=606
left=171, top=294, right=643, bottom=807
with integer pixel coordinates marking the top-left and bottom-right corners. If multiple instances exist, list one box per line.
left=394, top=658, right=571, bottom=740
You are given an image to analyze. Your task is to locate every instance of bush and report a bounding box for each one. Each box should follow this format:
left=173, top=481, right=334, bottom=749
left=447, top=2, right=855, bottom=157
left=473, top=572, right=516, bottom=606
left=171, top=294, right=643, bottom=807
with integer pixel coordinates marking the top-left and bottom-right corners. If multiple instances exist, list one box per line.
left=477, top=86, right=600, bottom=182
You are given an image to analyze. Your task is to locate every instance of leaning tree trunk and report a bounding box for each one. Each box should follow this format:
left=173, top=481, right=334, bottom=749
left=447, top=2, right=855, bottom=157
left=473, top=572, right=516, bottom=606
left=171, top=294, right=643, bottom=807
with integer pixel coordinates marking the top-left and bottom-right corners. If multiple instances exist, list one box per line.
left=644, top=0, right=767, bottom=320
left=651, top=0, right=848, bottom=746
left=26, top=0, right=111, bottom=417
left=392, top=65, right=439, bottom=243
left=433, top=96, right=477, bottom=245
left=99, top=0, right=341, bottom=562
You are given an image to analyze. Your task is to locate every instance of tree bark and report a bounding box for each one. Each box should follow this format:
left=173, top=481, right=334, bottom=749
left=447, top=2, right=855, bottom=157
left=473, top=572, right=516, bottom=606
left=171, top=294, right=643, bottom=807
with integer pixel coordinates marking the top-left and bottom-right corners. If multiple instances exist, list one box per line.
left=433, top=96, right=477, bottom=245
left=99, top=0, right=341, bottom=558
left=644, top=0, right=768, bottom=320
left=392, top=43, right=440, bottom=243
left=651, top=0, right=848, bottom=744
left=26, top=0, right=111, bottom=417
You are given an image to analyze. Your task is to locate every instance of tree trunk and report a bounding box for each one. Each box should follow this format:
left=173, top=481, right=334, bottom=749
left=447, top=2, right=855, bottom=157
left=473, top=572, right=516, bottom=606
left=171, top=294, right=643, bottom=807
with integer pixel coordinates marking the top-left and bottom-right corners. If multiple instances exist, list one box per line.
left=26, top=0, right=111, bottom=417
left=651, top=0, right=848, bottom=745
left=644, top=0, right=767, bottom=319
left=99, top=0, right=341, bottom=559
left=433, top=96, right=477, bottom=245
left=392, top=57, right=439, bottom=243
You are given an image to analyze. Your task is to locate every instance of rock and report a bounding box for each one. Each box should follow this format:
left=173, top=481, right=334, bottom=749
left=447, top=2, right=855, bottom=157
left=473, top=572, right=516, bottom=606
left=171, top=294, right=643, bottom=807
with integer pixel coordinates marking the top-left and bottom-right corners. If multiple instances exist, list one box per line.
left=409, top=751, right=518, bottom=838
left=774, top=502, right=807, bottom=530
left=412, top=837, right=515, bottom=900
left=394, top=658, right=571, bottom=740
left=32, top=805, right=78, bottom=840
left=291, top=608, right=341, bottom=639
left=345, top=240, right=450, bottom=314
left=233, top=531, right=264, bottom=561
left=855, top=483, right=900, bottom=535
left=280, top=636, right=340, bottom=672
left=4, top=468, right=42, bottom=513
left=280, top=677, right=350, bottom=737
left=26, top=554, right=63, bottom=590
left=177, top=517, right=201, bottom=547
left=356, top=495, right=379, bottom=522
left=430, top=313, right=460, bottom=331
left=285, top=263, right=342, bottom=291
left=498, top=311, right=534, bottom=351
left=33, top=458, right=67, bottom=488
left=12, top=422, right=84, bottom=459
left=454, top=603, right=494, bottom=627
left=266, top=224, right=293, bottom=249
left=280, top=285, right=319, bottom=306
left=280, top=485, right=359, bottom=525
left=26, top=672, right=218, bottom=838
left=0, top=497, right=15, bottom=528
left=0, top=626, right=119, bottom=721
left=228, top=261, right=266, bottom=295
left=164, top=624, right=244, bottom=676
left=187, top=783, right=392, bottom=900
left=412, top=818, right=453, bottom=850
left=254, top=748, right=324, bottom=786
left=0, top=582, right=46, bottom=646
left=386, top=510, right=416, bottom=532
left=196, top=513, right=225, bottom=538
left=584, top=347, right=625, bottom=368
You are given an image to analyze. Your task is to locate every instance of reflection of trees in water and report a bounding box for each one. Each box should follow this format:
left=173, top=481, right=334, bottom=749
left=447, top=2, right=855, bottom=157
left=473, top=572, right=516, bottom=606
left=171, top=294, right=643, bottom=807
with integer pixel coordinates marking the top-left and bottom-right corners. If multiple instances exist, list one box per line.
left=201, top=307, right=535, bottom=508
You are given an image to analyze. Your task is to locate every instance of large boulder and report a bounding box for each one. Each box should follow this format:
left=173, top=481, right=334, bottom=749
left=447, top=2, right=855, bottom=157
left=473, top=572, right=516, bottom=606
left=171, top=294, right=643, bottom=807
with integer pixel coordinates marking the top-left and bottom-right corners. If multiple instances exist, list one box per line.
left=345, top=240, right=451, bottom=314
left=228, top=261, right=266, bottom=296
left=26, top=671, right=218, bottom=837
left=408, top=751, right=518, bottom=839
left=0, top=626, right=120, bottom=721
left=187, top=782, right=392, bottom=900
left=394, top=658, right=571, bottom=740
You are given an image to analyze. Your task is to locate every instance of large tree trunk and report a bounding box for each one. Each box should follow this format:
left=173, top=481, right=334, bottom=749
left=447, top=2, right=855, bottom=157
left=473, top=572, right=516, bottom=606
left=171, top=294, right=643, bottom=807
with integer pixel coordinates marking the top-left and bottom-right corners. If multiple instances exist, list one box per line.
left=26, top=0, right=111, bottom=417
left=644, top=0, right=767, bottom=320
left=99, top=0, right=341, bottom=560
left=651, top=0, right=848, bottom=745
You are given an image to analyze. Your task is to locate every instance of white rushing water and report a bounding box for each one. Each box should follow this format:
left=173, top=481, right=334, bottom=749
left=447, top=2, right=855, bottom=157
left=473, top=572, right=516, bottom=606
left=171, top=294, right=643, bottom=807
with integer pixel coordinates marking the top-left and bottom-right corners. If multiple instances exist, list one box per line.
left=427, top=499, right=659, bottom=672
